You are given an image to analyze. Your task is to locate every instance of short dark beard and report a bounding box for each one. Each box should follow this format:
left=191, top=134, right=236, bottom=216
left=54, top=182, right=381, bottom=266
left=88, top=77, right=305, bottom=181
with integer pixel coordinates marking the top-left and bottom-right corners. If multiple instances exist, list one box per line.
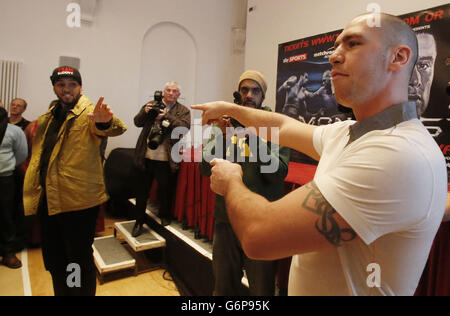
left=243, top=99, right=261, bottom=109
left=59, top=94, right=81, bottom=109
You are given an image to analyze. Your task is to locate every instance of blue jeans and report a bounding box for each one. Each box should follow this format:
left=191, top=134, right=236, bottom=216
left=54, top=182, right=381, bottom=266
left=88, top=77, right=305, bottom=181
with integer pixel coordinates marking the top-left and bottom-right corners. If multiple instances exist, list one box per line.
left=212, top=221, right=277, bottom=296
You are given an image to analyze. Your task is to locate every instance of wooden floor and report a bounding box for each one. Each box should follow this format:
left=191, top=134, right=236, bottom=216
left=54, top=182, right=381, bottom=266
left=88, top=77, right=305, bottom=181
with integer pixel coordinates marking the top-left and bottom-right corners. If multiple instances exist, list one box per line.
left=0, top=216, right=180, bottom=296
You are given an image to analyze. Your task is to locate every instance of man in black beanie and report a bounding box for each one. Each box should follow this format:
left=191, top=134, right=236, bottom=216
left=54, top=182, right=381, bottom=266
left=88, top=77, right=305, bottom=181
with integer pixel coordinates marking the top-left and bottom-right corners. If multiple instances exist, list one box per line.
left=23, top=66, right=127, bottom=296
left=199, top=70, right=290, bottom=296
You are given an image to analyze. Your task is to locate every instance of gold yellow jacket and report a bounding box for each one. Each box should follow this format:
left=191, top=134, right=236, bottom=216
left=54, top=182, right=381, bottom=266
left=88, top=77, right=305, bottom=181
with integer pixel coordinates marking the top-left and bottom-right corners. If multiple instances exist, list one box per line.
left=23, top=95, right=127, bottom=216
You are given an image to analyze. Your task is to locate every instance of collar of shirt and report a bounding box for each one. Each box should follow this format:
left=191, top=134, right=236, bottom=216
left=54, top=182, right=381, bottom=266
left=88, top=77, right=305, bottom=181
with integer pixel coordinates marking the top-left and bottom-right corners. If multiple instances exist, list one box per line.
left=51, top=102, right=76, bottom=120
left=347, top=101, right=418, bottom=145
left=162, top=100, right=176, bottom=111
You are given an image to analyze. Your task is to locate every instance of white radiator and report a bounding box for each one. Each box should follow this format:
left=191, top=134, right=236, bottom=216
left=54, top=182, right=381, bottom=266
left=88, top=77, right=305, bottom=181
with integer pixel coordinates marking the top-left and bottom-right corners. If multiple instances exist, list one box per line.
left=0, top=60, right=22, bottom=111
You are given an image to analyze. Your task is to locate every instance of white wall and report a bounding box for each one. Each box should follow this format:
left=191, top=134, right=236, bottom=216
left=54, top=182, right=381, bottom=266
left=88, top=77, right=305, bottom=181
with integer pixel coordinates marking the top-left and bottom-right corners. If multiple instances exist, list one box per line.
left=0, top=0, right=247, bottom=153
left=245, top=0, right=450, bottom=110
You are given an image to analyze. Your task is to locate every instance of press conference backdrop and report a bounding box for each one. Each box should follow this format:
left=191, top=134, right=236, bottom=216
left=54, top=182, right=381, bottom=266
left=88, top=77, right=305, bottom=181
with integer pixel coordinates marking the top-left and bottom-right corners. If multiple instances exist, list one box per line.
left=276, top=3, right=450, bottom=182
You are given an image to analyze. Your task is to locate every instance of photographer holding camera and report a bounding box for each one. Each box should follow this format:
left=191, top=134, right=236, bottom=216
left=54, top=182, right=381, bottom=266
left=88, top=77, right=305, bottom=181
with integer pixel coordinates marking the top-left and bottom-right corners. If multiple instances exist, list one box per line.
left=133, top=82, right=190, bottom=236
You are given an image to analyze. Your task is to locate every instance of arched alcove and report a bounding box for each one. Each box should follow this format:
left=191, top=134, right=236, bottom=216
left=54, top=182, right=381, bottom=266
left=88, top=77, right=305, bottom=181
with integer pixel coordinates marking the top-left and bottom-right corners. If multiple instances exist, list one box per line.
left=139, top=22, right=197, bottom=108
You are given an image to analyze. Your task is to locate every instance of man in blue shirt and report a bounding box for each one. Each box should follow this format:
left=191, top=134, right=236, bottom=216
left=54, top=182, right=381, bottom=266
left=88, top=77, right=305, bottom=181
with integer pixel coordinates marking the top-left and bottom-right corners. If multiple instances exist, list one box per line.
left=0, top=106, right=27, bottom=268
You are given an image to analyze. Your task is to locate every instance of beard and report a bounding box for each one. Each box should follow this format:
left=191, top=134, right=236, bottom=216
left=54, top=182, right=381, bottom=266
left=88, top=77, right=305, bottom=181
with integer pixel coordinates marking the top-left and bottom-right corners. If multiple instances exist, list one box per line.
left=59, top=94, right=81, bottom=109
left=243, top=98, right=261, bottom=109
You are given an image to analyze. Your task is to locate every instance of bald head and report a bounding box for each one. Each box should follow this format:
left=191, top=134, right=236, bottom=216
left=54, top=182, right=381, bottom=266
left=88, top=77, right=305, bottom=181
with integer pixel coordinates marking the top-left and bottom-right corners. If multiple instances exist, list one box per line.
left=356, top=13, right=418, bottom=77
left=330, top=13, right=419, bottom=116
left=408, top=32, right=437, bottom=116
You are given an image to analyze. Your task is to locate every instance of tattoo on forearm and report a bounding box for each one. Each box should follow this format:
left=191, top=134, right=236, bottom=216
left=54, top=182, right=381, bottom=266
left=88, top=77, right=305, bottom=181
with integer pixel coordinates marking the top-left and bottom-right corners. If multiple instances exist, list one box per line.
left=302, top=182, right=356, bottom=246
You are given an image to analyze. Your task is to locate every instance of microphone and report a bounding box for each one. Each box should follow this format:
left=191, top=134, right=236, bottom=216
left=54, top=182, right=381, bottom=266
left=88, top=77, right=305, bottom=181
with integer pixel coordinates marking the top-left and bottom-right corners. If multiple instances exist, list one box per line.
left=233, top=91, right=242, bottom=105
left=231, top=91, right=244, bottom=128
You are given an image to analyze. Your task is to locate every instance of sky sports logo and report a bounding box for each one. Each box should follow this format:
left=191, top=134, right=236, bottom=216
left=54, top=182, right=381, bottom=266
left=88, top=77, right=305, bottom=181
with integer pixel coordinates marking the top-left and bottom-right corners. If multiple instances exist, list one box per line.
left=283, top=53, right=308, bottom=64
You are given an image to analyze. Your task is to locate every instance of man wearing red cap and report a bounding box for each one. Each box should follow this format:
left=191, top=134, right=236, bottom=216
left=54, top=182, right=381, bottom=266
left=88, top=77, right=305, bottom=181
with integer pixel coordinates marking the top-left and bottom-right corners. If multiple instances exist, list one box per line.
left=23, top=66, right=127, bottom=296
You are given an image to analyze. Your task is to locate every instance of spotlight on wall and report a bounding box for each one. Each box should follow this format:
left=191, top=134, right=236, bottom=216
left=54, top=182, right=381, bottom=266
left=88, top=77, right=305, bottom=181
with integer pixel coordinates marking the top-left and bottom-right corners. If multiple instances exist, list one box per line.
left=76, top=0, right=97, bottom=24
left=231, top=27, right=246, bottom=55
left=59, top=56, right=81, bottom=70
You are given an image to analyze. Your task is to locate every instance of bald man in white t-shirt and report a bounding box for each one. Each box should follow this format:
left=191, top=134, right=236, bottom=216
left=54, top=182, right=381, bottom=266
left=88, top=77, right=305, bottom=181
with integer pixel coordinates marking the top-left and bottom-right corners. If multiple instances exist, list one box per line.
left=192, top=13, right=447, bottom=296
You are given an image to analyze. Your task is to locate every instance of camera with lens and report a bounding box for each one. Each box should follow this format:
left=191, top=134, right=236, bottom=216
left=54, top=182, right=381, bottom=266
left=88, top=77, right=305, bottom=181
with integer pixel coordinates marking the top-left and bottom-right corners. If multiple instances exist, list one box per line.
left=147, top=90, right=165, bottom=120
left=148, top=118, right=171, bottom=150
left=147, top=91, right=170, bottom=150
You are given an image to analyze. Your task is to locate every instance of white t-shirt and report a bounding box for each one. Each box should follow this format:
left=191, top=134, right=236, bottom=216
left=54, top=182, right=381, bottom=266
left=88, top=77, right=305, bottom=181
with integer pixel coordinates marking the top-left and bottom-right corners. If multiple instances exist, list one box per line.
left=289, top=114, right=447, bottom=296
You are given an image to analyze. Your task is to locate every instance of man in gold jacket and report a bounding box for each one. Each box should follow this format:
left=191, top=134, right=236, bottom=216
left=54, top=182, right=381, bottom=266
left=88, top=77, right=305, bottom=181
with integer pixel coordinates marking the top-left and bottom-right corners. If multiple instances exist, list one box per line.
left=23, top=66, right=127, bottom=296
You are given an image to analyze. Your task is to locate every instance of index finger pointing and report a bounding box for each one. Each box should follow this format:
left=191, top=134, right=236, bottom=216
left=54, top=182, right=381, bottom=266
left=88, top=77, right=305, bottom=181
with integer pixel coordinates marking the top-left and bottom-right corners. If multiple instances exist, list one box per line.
left=95, top=96, right=105, bottom=109
left=191, top=104, right=204, bottom=111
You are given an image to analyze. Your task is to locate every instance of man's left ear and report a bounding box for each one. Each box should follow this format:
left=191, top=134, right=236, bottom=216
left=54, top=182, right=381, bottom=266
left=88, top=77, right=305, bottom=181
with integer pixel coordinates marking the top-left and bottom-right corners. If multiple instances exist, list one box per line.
left=389, top=45, right=411, bottom=72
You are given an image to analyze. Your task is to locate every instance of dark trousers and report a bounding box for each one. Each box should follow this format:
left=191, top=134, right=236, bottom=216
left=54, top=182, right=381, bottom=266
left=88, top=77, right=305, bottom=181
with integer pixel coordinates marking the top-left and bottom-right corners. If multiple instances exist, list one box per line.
left=38, top=195, right=99, bottom=296
left=212, top=222, right=277, bottom=296
left=13, top=170, right=27, bottom=250
left=0, top=175, right=16, bottom=257
left=134, top=159, right=174, bottom=223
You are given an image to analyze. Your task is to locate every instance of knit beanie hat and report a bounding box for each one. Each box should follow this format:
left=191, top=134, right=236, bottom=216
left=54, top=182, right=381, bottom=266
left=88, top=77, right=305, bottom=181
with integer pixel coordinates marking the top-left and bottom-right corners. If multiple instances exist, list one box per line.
left=238, top=70, right=267, bottom=97
left=50, top=66, right=82, bottom=86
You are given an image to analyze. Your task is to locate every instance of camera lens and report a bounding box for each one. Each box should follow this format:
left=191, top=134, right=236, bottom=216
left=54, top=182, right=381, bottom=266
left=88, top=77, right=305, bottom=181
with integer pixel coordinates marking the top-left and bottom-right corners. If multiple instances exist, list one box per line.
left=148, top=137, right=161, bottom=150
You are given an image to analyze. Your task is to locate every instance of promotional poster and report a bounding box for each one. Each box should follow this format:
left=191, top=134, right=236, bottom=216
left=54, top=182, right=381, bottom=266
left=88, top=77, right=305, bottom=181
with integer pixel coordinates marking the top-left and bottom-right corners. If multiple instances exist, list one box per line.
left=276, top=4, right=450, bottom=180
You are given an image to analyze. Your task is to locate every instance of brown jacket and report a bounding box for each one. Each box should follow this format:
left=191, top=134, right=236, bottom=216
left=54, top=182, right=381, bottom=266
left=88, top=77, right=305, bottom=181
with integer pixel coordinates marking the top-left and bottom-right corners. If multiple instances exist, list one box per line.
left=134, top=101, right=190, bottom=172
left=24, top=95, right=127, bottom=216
